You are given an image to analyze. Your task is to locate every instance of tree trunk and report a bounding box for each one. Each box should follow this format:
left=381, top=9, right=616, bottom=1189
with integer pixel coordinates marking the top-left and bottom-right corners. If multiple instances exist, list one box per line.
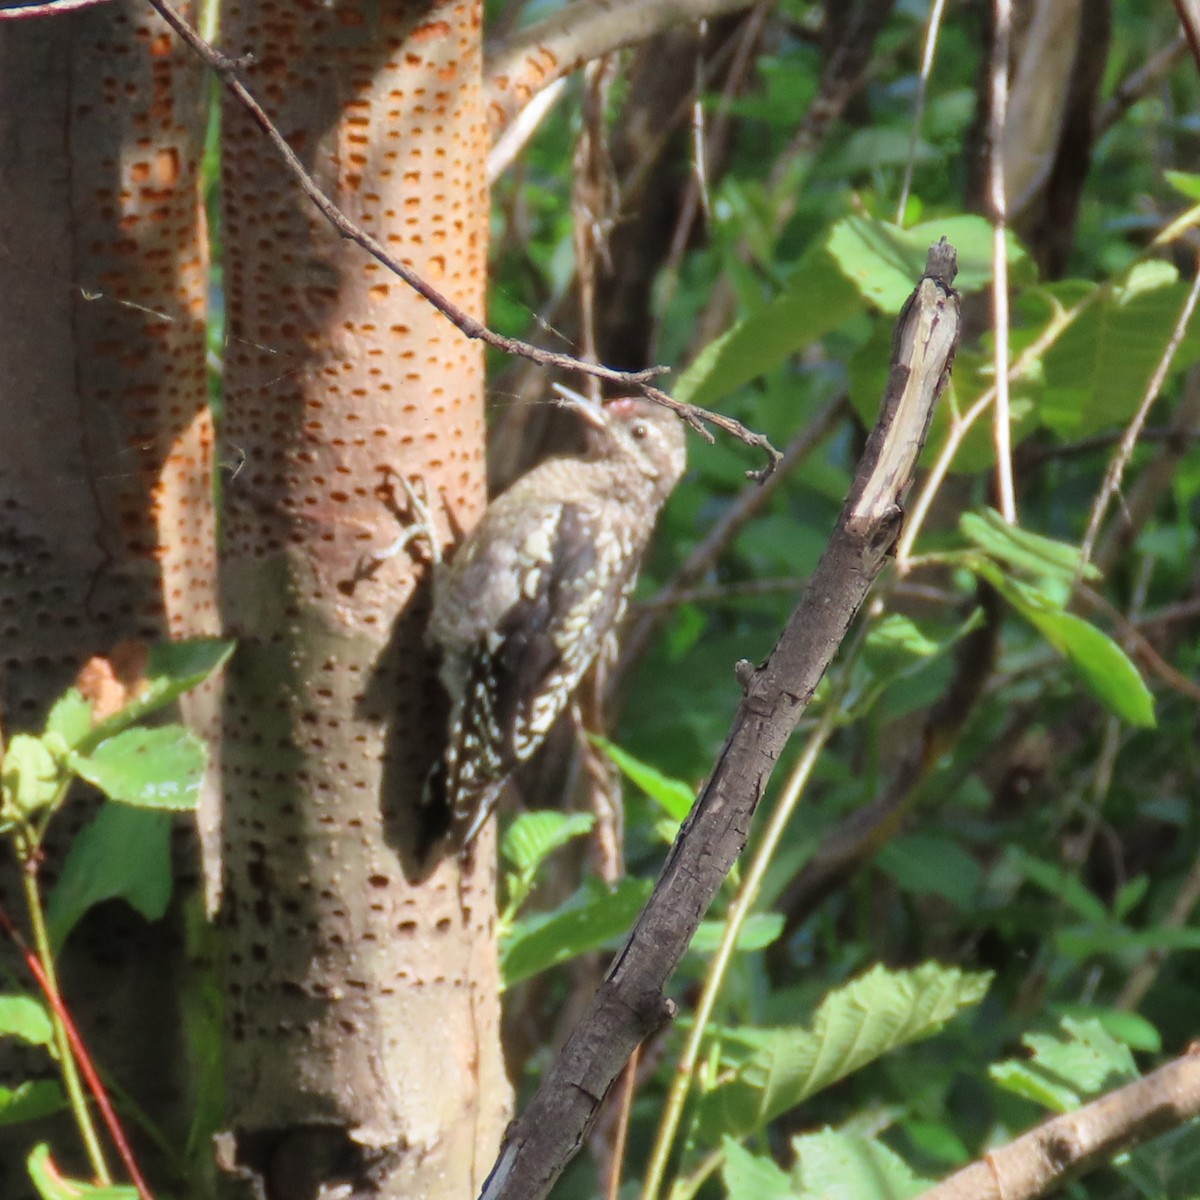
left=215, top=1, right=509, bottom=1195
left=0, top=1, right=214, bottom=1193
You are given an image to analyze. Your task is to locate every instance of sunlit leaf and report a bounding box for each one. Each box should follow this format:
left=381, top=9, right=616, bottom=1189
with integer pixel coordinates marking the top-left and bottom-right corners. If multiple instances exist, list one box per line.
left=69, top=725, right=207, bottom=810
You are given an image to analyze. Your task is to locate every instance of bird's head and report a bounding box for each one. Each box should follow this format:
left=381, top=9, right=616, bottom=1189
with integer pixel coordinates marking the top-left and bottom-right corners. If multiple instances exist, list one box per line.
left=552, top=385, right=688, bottom=502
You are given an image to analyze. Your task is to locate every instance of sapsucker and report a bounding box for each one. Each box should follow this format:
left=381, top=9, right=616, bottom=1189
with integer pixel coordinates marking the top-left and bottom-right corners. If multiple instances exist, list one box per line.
left=428, top=394, right=687, bottom=848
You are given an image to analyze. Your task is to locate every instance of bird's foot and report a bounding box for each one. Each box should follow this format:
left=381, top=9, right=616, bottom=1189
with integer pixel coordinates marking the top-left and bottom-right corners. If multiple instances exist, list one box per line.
left=371, top=472, right=443, bottom=568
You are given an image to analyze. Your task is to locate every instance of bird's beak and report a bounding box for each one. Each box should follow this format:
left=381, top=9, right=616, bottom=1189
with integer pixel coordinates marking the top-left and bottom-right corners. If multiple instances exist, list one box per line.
left=550, top=383, right=608, bottom=429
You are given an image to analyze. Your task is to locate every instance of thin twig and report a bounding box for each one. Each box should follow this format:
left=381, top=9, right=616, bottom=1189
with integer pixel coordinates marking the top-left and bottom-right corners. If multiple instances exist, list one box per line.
left=620, top=395, right=844, bottom=672
left=1079, top=255, right=1200, bottom=570
left=897, top=292, right=1091, bottom=564
left=896, top=0, right=948, bottom=222
left=1174, top=0, right=1200, bottom=74
left=144, top=0, right=780, bottom=471
left=642, top=705, right=839, bottom=1200
left=603, top=1049, right=640, bottom=1200
left=1076, top=583, right=1200, bottom=703
left=1097, top=33, right=1188, bottom=135
left=988, top=0, right=1016, bottom=522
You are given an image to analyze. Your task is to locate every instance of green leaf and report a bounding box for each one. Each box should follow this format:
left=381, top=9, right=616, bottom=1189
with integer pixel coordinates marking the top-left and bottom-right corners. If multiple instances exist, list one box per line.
left=1054, top=1005, right=1161, bottom=1054
left=828, top=214, right=1024, bottom=310
left=991, top=1017, right=1138, bottom=1112
left=27, top=1144, right=139, bottom=1199
left=673, top=241, right=864, bottom=407
left=69, top=725, right=207, bottom=810
left=960, top=510, right=1098, bottom=585
left=722, top=1138, right=793, bottom=1200
left=593, top=737, right=694, bottom=822
left=791, top=1128, right=930, bottom=1200
left=0, top=996, right=54, bottom=1046
left=0, top=1082, right=66, bottom=1128
left=500, top=878, right=652, bottom=988
left=1040, top=264, right=1200, bottom=435
left=696, top=963, right=991, bottom=1138
left=690, top=913, right=784, bottom=956
left=43, top=689, right=94, bottom=749
left=1165, top=169, right=1200, bottom=201
left=46, top=804, right=173, bottom=949
left=83, top=637, right=233, bottom=746
left=977, top=567, right=1156, bottom=727
left=1, top=735, right=63, bottom=818
left=501, top=811, right=595, bottom=874
left=865, top=614, right=940, bottom=660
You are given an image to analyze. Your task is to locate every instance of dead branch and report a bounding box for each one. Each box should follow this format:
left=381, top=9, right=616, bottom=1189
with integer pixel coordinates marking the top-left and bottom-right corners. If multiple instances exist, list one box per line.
left=773, top=582, right=1001, bottom=943
left=478, top=240, right=961, bottom=1200
left=916, top=1046, right=1200, bottom=1200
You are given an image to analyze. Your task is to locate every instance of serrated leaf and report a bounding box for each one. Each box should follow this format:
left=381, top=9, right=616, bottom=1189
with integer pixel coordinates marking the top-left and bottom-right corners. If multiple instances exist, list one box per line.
left=977, top=567, right=1156, bottom=727
left=43, top=689, right=94, bottom=749
left=1054, top=1006, right=1161, bottom=1054
left=500, top=878, right=653, bottom=988
left=722, top=1138, right=792, bottom=1200
left=1040, top=267, right=1200, bottom=435
left=1, top=735, right=62, bottom=818
left=0, top=996, right=54, bottom=1047
left=0, top=1082, right=66, bottom=1128
left=47, top=804, right=173, bottom=949
left=696, top=963, right=991, bottom=1138
left=27, top=1144, right=139, bottom=1199
left=593, top=737, right=693, bottom=821
left=991, top=1017, right=1138, bottom=1112
left=791, top=1128, right=930, bottom=1200
left=83, top=638, right=233, bottom=747
left=69, top=725, right=206, bottom=809
left=501, top=811, right=594, bottom=873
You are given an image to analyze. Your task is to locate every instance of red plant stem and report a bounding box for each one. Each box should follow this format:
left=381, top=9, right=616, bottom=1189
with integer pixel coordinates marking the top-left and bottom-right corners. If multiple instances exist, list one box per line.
left=0, top=904, right=155, bottom=1200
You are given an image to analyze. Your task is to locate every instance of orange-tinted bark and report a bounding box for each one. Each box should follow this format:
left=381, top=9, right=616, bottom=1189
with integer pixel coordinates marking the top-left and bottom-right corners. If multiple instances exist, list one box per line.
left=216, top=1, right=508, bottom=1194
left=0, top=2, right=214, bottom=1192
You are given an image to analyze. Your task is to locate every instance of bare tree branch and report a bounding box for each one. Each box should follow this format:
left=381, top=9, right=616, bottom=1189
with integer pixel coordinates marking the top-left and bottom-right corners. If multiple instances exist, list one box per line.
left=483, top=0, right=760, bottom=137
left=145, top=0, right=781, bottom=471
left=1174, top=0, right=1200, bottom=74
left=1098, top=32, right=1187, bottom=135
left=774, top=582, right=1001, bottom=942
left=479, top=241, right=961, bottom=1200
left=916, top=1047, right=1200, bottom=1200
left=0, top=0, right=114, bottom=19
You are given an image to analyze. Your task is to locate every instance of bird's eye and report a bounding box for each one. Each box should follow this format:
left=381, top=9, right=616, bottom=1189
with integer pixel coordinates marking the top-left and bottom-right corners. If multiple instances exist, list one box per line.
left=630, top=422, right=648, bottom=440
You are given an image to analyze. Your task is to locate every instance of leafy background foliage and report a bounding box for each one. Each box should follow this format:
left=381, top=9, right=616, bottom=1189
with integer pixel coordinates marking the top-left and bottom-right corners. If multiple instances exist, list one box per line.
left=486, top=2, right=1200, bottom=1198
left=3, top=1, right=1200, bottom=1197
